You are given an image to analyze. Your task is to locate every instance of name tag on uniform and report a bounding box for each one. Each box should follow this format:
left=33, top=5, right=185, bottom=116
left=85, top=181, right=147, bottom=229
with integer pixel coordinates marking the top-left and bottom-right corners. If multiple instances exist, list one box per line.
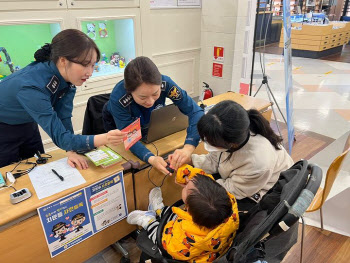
left=46, top=76, right=60, bottom=94
left=161, top=81, right=166, bottom=91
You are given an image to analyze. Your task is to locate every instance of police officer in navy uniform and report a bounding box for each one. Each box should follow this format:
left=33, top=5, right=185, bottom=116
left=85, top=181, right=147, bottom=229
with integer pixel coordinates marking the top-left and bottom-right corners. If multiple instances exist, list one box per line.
left=103, top=56, right=204, bottom=175
left=0, top=29, right=125, bottom=168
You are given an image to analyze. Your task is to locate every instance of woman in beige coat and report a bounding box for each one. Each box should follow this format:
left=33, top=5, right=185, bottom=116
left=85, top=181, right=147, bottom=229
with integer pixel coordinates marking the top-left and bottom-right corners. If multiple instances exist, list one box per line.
left=189, top=100, right=296, bottom=262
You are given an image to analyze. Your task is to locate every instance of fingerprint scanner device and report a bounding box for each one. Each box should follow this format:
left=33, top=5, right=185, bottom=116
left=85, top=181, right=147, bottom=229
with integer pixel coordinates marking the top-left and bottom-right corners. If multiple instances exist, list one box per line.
left=0, top=172, right=5, bottom=187
left=10, top=188, right=32, bottom=204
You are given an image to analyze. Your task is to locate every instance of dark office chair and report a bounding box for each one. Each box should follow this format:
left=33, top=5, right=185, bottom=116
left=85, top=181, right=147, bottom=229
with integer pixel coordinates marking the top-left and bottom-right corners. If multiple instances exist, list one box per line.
left=82, top=93, right=110, bottom=135
left=135, top=160, right=322, bottom=263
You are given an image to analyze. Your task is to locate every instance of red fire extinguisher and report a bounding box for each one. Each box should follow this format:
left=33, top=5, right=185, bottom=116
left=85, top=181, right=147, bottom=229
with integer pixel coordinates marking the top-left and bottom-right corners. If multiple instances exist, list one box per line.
left=201, top=82, right=213, bottom=100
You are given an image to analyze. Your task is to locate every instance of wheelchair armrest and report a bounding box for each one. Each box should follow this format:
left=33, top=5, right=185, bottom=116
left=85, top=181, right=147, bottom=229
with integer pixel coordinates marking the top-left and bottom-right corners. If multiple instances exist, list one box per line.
left=156, top=199, right=184, bottom=256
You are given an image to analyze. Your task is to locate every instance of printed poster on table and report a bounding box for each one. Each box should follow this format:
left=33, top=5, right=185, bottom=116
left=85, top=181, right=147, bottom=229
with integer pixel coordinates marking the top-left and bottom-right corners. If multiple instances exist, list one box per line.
left=85, top=172, right=128, bottom=233
left=38, top=171, right=127, bottom=258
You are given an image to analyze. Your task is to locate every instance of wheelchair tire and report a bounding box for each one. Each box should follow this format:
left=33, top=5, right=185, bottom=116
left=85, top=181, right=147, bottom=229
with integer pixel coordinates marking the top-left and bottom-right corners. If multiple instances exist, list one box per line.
left=120, top=257, right=130, bottom=263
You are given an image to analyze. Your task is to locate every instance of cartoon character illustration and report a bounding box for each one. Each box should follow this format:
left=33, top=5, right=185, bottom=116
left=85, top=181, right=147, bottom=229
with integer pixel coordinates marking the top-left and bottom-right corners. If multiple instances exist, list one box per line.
left=178, top=249, right=190, bottom=257
left=211, top=237, right=221, bottom=249
left=101, top=219, right=110, bottom=226
left=183, top=238, right=192, bottom=249
left=99, top=23, right=108, bottom=38
left=183, top=168, right=191, bottom=177
left=185, top=232, right=195, bottom=243
left=110, top=52, right=120, bottom=66
left=232, top=213, right=237, bottom=222
left=164, top=227, right=173, bottom=235
left=86, top=23, right=96, bottom=40
left=207, top=252, right=220, bottom=262
left=162, top=240, right=167, bottom=250
left=119, top=59, right=125, bottom=68
left=52, top=222, right=69, bottom=242
left=71, top=213, right=86, bottom=232
left=101, top=53, right=109, bottom=63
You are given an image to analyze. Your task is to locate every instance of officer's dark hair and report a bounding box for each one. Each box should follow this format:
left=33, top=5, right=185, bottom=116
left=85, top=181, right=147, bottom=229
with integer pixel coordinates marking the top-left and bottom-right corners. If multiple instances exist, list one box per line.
left=197, top=100, right=282, bottom=157
left=34, top=29, right=100, bottom=66
left=124, top=56, right=162, bottom=93
left=186, top=174, right=232, bottom=230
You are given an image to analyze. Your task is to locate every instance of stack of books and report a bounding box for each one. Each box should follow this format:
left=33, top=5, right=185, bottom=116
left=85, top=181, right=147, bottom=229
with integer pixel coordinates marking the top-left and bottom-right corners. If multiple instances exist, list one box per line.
left=85, top=146, right=123, bottom=168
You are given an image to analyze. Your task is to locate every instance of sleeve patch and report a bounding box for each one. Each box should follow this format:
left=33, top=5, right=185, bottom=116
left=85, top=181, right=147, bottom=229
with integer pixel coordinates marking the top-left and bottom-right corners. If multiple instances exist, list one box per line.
left=167, top=86, right=182, bottom=101
left=119, top=93, right=133, bottom=107
left=161, top=81, right=166, bottom=91
left=46, top=75, right=60, bottom=94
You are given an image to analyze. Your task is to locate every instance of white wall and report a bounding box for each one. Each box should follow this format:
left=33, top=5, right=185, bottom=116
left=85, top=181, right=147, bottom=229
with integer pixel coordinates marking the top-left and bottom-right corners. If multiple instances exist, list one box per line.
left=141, top=2, right=202, bottom=98
left=200, top=0, right=249, bottom=95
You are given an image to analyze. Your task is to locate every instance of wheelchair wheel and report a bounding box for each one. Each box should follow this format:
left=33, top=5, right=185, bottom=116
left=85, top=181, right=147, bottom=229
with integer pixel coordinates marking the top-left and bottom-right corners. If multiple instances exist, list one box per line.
left=120, top=256, right=130, bottom=263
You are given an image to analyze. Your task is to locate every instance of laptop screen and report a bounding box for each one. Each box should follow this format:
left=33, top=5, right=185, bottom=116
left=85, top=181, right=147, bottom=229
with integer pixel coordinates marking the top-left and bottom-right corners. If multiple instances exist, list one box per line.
left=142, top=104, right=188, bottom=143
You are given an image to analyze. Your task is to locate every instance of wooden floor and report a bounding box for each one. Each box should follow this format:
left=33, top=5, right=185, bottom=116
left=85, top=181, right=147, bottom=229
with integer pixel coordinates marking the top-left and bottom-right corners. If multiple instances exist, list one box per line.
left=283, top=225, right=350, bottom=263
left=256, top=42, right=350, bottom=63
left=85, top=121, right=350, bottom=263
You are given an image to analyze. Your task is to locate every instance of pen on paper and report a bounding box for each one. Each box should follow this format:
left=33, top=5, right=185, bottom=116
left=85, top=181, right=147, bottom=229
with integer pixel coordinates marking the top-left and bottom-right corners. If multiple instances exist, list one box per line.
left=52, top=169, right=64, bottom=181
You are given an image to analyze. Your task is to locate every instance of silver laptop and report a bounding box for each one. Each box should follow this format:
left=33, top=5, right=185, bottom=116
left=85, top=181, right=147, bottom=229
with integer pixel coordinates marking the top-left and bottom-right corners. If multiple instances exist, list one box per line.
left=142, top=104, right=188, bottom=143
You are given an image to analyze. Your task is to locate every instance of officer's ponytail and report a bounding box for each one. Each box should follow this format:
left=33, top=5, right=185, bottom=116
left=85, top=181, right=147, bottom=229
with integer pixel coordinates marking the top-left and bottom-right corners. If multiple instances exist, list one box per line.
left=34, top=43, right=51, bottom=62
left=33, top=29, right=100, bottom=65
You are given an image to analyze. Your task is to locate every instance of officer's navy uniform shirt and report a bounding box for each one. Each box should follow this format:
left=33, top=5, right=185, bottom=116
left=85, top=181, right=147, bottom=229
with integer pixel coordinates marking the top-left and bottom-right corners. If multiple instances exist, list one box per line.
left=106, top=75, right=204, bottom=162
left=0, top=61, right=94, bottom=151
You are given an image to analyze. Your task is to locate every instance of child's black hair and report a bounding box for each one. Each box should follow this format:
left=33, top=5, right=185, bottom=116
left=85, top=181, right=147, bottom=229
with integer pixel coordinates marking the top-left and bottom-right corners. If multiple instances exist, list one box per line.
left=186, top=174, right=232, bottom=229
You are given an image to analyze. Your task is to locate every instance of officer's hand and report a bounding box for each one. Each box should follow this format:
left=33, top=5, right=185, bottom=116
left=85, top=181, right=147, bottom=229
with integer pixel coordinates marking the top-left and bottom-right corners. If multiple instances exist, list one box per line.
left=148, top=156, right=170, bottom=175
left=67, top=151, right=89, bottom=170
left=168, top=144, right=195, bottom=170
left=106, top=129, right=127, bottom=146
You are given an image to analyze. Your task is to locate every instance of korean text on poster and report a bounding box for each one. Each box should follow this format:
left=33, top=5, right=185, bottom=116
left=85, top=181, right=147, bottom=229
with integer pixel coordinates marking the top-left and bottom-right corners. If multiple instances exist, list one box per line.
left=37, top=171, right=127, bottom=257
left=212, top=63, right=223, bottom=78
left=37, top=190, right=93, bottom=257
left=85, top=172, right=128, bottom=233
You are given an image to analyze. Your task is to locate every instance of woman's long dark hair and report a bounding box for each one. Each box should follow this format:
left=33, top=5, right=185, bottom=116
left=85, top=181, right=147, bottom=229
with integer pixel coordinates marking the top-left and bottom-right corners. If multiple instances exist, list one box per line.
left=197, top=100, right=282, bottom=151
left=34, top=29, right=100, bottom=66
left=123, top=56, right=162, bottom=93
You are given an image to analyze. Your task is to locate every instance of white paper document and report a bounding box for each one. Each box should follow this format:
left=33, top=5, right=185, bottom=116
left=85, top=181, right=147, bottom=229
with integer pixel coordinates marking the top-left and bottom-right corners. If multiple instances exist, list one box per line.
left=29, top=158, right=86, bottom=199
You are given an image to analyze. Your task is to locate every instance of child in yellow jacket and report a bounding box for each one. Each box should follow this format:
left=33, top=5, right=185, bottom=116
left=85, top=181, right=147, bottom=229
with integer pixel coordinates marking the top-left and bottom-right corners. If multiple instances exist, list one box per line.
left=127, top=164, right=239, bottom=263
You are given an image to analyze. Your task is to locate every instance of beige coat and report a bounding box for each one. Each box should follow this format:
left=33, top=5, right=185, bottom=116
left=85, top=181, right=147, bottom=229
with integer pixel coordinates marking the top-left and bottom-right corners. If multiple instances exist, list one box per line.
left=192, top=134, right=294, bottom=201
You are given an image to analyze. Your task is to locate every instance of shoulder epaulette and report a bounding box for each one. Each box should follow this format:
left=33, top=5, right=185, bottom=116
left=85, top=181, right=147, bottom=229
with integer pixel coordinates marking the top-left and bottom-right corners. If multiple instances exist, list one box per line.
left=119, top=93, right=133, bottom=107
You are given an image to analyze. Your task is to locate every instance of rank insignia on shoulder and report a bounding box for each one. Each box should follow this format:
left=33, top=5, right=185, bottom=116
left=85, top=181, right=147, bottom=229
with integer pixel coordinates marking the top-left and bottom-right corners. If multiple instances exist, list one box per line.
left=168, top=86, right=182, bottom=100
left=46, top=75, right=60, bottom=94
left=119, top=93, right=133, bottom=107
left=161, top=81, right=166, bottom=91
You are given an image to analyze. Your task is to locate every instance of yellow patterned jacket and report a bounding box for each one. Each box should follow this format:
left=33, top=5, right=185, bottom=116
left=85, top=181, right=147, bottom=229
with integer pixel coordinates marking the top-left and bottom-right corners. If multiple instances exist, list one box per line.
left=162, top=165, right=239, bottom=263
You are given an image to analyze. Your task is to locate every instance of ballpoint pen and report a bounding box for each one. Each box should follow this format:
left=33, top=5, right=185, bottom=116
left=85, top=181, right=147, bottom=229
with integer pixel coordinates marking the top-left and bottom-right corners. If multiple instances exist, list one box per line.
left=52, top=169, right=64, bottom=181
